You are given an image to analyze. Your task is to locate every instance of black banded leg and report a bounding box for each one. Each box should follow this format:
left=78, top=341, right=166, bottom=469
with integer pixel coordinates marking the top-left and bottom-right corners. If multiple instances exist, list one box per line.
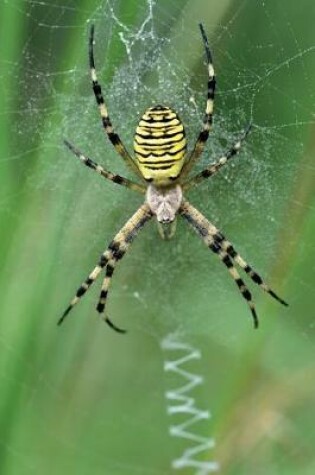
left=181, top=23, right=216, bottom=178
left=89, top=25, right=142, bottom=179
left=196, top=221, right=288, bottom=306
left=96, top=241, right=128, bottom=333
left=216, top=236, right=288, bottom=307
left=179, top=199, right=287, bottom=327
left=210, top=242, right=258, bottom=328
left=179, top=199, right=258, bottom=326
left=64, top=139, right=145, bottom=194
left=182, top=123, right=252, bottom=191
left=96, top=261, right=127, bottom=333
left=58, top=251, right=110, bottom=325
left=95, top=204, right=153, bottom=332
left=59, top=204, right=152, bottom=327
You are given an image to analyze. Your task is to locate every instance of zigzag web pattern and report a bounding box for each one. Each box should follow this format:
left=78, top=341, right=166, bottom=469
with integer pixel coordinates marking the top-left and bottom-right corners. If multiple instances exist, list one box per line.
left=161, top=333, right=219, bottom=474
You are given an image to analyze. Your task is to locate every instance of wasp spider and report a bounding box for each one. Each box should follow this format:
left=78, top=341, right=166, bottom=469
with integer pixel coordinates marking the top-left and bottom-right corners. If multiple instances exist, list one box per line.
left=59, top=24, right=287, bottom=333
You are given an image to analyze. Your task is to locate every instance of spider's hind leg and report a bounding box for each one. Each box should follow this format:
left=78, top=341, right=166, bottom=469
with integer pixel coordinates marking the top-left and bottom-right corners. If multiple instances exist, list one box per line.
left=181, top=23, right=216, bottom=178
left=89, top=25, right=142, bottom=180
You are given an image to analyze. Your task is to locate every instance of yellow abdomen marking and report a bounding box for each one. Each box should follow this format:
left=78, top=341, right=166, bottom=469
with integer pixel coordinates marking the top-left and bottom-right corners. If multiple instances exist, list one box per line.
left=134, top=105, right=187, bottom=186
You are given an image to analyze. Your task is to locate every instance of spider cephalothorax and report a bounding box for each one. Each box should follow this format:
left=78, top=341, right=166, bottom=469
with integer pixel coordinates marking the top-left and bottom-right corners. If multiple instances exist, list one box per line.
left=59, top=23, right=287, bottom=333
left=146, top=184, right=182, bottom=223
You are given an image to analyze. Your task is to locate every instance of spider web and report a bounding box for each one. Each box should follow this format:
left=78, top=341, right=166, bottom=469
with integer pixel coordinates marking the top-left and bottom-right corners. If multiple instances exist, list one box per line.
left=1, top=0, right=315, bottom=474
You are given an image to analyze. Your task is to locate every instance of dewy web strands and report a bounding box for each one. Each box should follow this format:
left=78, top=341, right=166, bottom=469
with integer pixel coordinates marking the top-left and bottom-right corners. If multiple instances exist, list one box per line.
left=161, top=334, right=219, bottom=474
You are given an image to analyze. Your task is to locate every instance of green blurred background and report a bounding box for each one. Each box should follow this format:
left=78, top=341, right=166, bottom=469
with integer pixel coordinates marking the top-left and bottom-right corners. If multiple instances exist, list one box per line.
left=1, top=0, right=315, bottom=473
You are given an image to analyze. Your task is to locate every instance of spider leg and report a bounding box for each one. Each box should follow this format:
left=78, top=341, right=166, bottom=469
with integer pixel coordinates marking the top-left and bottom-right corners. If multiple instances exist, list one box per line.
left=182, top=123, right=252, bottom=191
left=95, top=204, right=153, bottom=332
left=214, top=232, right=288, bottom=306
left=64, top=139, right=146, bottom=194
left=181, top=23, right=216, bottom=178
left=59, top=204, right=152, bottom=327
left=180, top=200, right=258, bottom=327
left=96, top=260, right=127, bottom=333
left=89, top=25, right=142, bottom=179
left=58, top=254, right=108, bottom=326
left=180, top=199, right=287, bottom=327
left=211, top=242, right=258, bottom=328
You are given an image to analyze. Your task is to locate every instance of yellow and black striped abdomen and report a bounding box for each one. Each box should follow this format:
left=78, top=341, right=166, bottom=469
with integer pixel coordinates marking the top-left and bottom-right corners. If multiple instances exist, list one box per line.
left=134, top=105, right=186, bottom=186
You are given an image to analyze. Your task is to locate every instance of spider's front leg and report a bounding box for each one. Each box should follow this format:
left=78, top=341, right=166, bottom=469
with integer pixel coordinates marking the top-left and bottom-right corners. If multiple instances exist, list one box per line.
left=180, top=199, right=287, bottom=327
left=59, top=204, right=153, bottom=331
